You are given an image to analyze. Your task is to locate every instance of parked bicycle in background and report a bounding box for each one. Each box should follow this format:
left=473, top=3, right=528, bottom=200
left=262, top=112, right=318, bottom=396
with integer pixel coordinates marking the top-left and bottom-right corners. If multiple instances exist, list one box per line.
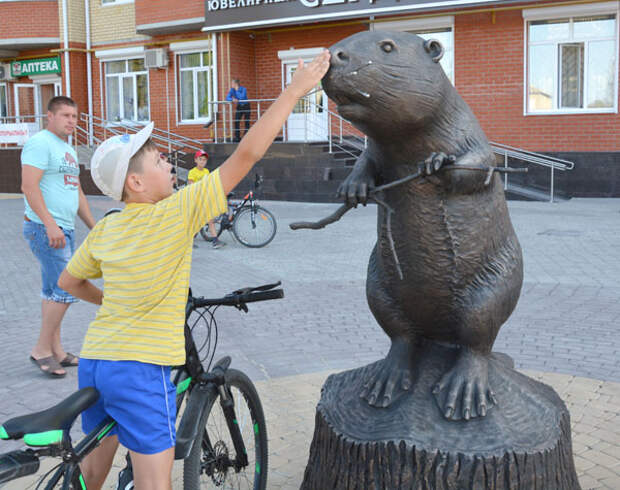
left=200, top=174, right=277, bottom=248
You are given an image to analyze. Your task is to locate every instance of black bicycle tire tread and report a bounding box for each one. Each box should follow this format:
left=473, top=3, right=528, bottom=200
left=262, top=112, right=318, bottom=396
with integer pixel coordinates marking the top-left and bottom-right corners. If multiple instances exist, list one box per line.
left=232, top=206, right=277, bottom=248
left=182, top=368, right=268, bottom=490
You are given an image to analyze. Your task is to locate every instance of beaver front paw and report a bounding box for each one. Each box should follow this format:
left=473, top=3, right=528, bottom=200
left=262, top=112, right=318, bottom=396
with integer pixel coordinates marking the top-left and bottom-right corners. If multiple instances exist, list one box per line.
left=360, top=358, right=413, bottom=408
left=419, top=152, right=456, bottom=177
left=432, top=348, right=497, bottom=421
left=337, top=165, right=375, bottom=206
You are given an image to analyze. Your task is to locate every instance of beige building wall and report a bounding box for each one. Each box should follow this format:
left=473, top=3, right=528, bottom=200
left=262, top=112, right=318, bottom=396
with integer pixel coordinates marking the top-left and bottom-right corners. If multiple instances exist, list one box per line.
left=57, top=0, right=85, bottom=44
left=90, top=0, right=148, bottom=46
left=58, top=0, right=86, bottom=44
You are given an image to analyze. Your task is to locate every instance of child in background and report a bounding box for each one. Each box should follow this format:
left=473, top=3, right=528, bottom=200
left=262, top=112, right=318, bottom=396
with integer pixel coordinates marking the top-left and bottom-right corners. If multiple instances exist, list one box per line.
left=58, top=50, right=330, bottom=490
left=188, top=149, right=225, bottom=248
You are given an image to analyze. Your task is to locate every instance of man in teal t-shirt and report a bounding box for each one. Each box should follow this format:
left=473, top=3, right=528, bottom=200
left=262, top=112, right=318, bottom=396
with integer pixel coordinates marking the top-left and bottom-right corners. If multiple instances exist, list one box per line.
left=21, top=96, right=96, bottom=378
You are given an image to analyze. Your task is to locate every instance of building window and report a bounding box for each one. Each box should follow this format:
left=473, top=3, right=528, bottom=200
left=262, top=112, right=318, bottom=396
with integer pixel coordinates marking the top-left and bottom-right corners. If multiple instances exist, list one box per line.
left=102, top=0, right=133, bottom=5
left=0, top=84, right=7, bottom=119
left=373, top=17, right=455, bottom=84
left=178, top=51, right=215, bottom=122
left=526, top=9, right=617, bottom=113
left=105, top=58, right=149, bottom=122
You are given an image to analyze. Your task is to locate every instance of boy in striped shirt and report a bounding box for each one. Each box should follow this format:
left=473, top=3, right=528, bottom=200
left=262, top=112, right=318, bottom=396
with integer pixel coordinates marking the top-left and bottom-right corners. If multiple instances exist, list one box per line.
left=58, top=50, right=330, bottom=490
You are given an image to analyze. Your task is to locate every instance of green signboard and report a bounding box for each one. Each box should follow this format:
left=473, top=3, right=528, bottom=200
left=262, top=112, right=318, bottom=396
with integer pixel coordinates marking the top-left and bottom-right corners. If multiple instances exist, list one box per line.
left=11, top=56, right=61, bottom=77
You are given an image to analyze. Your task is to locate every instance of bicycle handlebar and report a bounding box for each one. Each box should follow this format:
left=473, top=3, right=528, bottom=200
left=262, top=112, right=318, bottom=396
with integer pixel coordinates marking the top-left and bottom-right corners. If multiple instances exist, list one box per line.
left=191, top=287, right=284, bottom=309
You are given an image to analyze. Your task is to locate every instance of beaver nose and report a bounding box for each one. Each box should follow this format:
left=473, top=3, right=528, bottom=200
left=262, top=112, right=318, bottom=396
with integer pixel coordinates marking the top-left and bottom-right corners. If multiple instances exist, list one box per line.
left=330, top=48, right=349, bottom=66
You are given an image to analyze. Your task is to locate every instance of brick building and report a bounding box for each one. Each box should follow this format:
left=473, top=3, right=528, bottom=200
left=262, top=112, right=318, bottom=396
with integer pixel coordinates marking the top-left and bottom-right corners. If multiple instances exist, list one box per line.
left=0, top=0, right=619, bottom=197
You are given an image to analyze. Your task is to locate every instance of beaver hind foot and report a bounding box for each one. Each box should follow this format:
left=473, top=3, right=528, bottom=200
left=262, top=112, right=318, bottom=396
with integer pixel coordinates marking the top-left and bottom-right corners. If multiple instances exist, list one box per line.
left=432, top=347, right=498, bottom=421
left=360, top=339, right=414, bottom=408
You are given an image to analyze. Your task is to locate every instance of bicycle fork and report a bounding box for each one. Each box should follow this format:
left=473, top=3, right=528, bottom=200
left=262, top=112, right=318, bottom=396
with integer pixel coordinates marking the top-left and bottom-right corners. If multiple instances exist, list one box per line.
left=207, top=360, right=249, bottom=470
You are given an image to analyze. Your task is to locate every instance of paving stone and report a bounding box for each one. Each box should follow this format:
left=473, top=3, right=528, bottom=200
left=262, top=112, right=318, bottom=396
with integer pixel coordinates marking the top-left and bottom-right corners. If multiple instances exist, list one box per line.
left=1, top=196, right=620, bottom=488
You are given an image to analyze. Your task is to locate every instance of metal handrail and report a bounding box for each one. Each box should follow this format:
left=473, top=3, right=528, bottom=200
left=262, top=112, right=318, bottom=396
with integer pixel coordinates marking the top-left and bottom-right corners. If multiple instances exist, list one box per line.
left=80, top=113, right=204, bottom=154
left=489, top=142, right=574, bottom=202
left=489, top=142, right=574, bottom=171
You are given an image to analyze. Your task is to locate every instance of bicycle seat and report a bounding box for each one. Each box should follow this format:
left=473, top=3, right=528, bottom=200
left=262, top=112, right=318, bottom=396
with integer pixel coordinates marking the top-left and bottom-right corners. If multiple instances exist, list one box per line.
left=0, top=388, right=99, bottom=441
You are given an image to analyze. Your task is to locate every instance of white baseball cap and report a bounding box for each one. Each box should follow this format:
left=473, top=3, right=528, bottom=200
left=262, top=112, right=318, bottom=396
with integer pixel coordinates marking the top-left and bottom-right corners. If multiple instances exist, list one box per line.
left=90, top=122, right=155, bottom=201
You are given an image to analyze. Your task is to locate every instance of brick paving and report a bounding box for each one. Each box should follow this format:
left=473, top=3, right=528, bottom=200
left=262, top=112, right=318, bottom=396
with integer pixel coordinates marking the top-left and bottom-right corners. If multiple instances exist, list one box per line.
left=0, top=194, right=619, bottom=488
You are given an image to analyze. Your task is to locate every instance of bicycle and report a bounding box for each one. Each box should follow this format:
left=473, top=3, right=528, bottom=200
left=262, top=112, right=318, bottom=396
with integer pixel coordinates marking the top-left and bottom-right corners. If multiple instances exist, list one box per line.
left=200, top=175, right=277, bottom=248
left=0, top=282, right=284, bottom=489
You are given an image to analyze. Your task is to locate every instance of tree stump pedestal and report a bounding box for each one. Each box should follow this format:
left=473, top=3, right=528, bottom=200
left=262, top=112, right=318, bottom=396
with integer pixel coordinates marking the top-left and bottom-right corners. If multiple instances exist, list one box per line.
left=301, top=344, right=580, bottom=489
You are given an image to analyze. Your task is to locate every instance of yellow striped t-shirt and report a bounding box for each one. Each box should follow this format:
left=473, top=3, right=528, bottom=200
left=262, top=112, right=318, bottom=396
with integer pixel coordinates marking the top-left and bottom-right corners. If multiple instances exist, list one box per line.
left=66, top=169, right=228, bottom=365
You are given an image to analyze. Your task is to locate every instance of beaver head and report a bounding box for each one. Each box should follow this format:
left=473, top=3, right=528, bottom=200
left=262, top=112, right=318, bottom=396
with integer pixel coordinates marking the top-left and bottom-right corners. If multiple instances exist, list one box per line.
left=323, top=31, right=448, bottom=138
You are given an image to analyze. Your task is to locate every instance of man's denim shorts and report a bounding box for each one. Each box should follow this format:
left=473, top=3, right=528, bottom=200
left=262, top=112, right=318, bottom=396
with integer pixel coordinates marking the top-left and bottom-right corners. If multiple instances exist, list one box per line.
left=23, top=220, right=78, bottom=303
left=79, top=359, right=177, bottom=455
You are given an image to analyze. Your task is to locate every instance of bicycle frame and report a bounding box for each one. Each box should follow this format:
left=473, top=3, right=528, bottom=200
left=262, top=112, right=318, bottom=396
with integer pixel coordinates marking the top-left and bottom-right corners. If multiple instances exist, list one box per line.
left=0, top=285, right=281, bottom=488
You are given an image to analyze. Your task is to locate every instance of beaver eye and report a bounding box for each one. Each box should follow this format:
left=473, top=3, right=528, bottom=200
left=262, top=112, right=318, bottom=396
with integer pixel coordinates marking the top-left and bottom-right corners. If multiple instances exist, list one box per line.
left=380, top=40, right=396, bottom=53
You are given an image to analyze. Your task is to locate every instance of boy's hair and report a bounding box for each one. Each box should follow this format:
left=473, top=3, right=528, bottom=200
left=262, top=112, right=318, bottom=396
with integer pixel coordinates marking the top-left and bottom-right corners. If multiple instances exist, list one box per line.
left=48, top=96, right=77, bottom=113
left=121, top=138, right=159, bottom=201
left=232, top=78, right=240, bottom=85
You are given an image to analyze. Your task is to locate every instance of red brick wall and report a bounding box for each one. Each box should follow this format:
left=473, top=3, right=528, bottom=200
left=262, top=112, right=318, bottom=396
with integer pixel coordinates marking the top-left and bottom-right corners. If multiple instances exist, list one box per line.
left=0, top=1, right=59, bottom=39
left=455, top=9, right=620, bottom=152
left=135, top=0, right=204, bottom=26
left=13, top=2, right=611, bottom=154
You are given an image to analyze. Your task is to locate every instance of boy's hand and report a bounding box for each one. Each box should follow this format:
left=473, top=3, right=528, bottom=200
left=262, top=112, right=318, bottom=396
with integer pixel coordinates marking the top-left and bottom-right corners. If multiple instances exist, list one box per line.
left=288, top=50, right=331, bottom=98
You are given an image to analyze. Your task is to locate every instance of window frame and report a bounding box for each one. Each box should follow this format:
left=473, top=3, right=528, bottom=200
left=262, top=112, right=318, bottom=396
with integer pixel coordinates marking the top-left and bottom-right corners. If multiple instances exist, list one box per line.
left=103, top=57, right=151, bottom=124
left=372, top=16, right=455, bottom=85
left=177, top=50, right=216, bottom=124
left=523, top=2, right=619, bottom=116
left=0, top=83, right=7, bottom=119
left=101, top=0, right=134, bottom=6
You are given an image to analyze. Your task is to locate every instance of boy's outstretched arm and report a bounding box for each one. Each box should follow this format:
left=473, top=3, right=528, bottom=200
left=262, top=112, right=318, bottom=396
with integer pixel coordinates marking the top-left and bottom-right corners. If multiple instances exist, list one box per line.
left=219, top=50, right=331, bottom=195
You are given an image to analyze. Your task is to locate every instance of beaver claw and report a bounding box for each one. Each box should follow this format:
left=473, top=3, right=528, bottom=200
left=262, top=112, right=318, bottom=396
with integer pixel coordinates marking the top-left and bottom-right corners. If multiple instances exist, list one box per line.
left=360, top=358, right=413, bottom=408
left=337, top=161, right=375, bottom=206
left=419, top=152, right=456, bottom=177
left=432, top=348, right=497, bottom=421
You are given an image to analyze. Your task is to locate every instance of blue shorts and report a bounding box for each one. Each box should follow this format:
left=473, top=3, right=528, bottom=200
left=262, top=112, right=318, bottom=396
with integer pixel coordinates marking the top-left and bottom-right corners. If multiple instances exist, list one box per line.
left=23, top=220, right=77, bottom=303
left=78, top=359, right=177, bottom=455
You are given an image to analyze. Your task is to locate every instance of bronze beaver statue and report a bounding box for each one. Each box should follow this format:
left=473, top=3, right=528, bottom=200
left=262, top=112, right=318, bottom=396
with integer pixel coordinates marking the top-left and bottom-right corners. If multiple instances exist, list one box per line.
left=322, top=31, right=524, bottom=421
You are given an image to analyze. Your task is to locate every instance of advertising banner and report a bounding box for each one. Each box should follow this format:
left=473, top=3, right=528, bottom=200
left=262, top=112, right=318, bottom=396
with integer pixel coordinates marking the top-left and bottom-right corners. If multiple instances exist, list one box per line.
left=0, top=124, right=30, bottom=145
left=203, top=0, right=525, bottom=31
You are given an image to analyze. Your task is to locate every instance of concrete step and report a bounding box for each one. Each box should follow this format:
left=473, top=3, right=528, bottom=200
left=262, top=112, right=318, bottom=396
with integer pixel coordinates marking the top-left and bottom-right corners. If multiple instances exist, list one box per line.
left=505, top=182, right=570, bottom=202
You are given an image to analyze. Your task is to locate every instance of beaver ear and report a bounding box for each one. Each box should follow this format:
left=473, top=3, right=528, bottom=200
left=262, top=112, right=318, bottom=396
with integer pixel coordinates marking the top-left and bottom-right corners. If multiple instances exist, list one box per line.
left=423, top=39, right=444, bottom=63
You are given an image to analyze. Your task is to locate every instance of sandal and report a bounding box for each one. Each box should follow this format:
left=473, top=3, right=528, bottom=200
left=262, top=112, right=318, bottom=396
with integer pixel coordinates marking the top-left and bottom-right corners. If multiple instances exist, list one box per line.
left=30, top=356, right=66, bottom=378
left=59, top=353, right=79, bottom=367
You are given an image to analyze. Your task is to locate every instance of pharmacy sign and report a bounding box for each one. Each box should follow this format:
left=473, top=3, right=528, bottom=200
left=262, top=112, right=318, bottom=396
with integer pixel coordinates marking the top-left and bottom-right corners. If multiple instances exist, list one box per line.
left=11, top=57, right=61, bottom=77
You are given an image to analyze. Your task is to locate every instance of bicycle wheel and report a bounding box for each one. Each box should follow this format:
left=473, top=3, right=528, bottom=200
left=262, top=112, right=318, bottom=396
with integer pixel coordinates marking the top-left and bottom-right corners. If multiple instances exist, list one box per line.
left=199, top=216, right=223, bottom=242
left=183, top=368, right=268, bottom=490
left=232, top=206, right=277, bottom=248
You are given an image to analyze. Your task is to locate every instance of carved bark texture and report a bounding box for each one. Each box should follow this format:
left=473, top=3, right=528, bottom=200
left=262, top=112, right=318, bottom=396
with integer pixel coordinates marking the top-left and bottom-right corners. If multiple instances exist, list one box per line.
left=301, top=352, right=581, bottom=490
left=302, top=410, right=580, bottom=490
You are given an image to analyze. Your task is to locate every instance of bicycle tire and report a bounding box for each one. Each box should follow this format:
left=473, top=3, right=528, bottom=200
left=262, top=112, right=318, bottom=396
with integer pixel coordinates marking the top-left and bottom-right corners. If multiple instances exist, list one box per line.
left=183, top=368, right=268, bottom=490
left=199, top=216, right=224, bottom=242
left=232, top=206, right=277, bottom=248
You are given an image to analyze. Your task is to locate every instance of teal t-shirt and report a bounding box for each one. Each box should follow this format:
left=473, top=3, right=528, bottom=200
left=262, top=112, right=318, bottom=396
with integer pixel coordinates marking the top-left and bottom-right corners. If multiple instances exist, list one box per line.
left=21, top=130, right=80, bottom=230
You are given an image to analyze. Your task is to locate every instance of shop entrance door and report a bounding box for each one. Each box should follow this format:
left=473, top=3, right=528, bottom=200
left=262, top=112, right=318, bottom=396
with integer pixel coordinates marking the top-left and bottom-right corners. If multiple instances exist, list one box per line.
left=284, top=63, right=327, bottom=142
left=35, top=82, right=61, bottom=122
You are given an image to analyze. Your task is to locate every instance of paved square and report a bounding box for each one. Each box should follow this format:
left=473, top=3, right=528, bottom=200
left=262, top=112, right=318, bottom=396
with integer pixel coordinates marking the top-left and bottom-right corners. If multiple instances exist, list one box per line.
left=0, top=195, right=619, bottom=488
